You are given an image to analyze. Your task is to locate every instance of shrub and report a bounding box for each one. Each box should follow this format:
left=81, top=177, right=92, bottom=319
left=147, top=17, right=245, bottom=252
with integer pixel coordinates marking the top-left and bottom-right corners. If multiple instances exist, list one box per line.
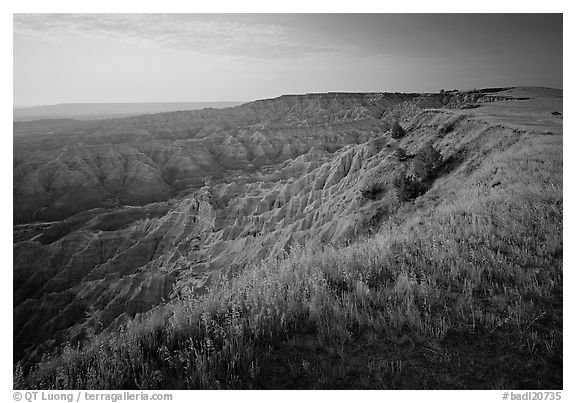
left=439, top=115, right=467, bottom=136
left=439, top=122, right=455, bottom=135
left=393, top=172, right=425, bottom=202
left=395, top=147, right=408, bottom=161
left=390, top=120, right=405, bottom=139
left=412, top=143, right=442, bottom=177
left=360, top=182, right=385, bottom=200
left=394, top=143, right=443, bottom=201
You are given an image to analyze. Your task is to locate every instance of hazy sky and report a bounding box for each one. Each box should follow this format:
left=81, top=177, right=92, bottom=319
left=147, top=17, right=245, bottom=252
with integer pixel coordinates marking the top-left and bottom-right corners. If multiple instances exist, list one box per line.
left=13, top=14, right=562, bottom=106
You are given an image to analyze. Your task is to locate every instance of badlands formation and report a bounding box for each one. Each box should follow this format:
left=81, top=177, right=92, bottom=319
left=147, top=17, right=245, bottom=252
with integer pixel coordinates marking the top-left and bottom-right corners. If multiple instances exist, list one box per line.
left=13, top=88, right=562, bottom=369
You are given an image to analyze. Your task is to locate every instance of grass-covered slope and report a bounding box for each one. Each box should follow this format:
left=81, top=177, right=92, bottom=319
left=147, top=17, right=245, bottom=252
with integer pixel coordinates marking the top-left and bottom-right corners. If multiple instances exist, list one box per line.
left=16, top=89, right=562, bottom=389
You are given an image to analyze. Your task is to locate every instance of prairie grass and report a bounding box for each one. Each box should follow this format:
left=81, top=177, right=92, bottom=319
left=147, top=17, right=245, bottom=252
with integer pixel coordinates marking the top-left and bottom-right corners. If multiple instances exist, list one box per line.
left=17, top=130, right=562, bottom=389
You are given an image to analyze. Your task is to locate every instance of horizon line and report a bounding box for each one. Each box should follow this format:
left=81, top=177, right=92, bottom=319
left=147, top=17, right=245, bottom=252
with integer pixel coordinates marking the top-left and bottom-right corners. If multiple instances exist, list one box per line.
left=13, top=85, right=563, bottom=109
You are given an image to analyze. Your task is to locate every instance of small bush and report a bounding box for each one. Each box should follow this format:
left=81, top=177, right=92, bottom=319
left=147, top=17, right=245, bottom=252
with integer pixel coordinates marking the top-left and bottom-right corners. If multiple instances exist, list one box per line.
left=390, top=120, right=405, bottom=139
left=439, top=122, right=455, bottom=135
left=394, top=143, right=443, bottom=201
left=413, top=143, right=442, bottom=176
left=393, top=172, right=425, bottom=202
left=439, top=115, right=467, bottom=136
left=360, top=182, right=385, bottom=200
left=395, top=147, right=408, bottom=161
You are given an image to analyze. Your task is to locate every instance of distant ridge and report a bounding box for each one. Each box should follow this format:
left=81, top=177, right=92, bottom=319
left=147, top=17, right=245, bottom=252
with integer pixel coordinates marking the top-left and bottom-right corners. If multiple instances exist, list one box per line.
left=13, top=101, right=245, bottom=121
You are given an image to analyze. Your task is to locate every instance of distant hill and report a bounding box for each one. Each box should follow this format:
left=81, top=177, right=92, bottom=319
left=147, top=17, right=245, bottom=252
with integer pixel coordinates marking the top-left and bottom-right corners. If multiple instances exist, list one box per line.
left=13, top=101, right=245, bottom=121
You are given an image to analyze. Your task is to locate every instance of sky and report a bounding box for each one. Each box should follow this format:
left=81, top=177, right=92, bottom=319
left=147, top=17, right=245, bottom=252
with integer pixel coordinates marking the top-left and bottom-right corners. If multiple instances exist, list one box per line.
left=13, top=13, right=563, bottom=106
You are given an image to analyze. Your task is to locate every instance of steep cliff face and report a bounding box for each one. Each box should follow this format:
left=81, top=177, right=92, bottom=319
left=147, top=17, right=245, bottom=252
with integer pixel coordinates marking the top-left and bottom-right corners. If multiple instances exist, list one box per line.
left=14, top=87, right=562, bottom=364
